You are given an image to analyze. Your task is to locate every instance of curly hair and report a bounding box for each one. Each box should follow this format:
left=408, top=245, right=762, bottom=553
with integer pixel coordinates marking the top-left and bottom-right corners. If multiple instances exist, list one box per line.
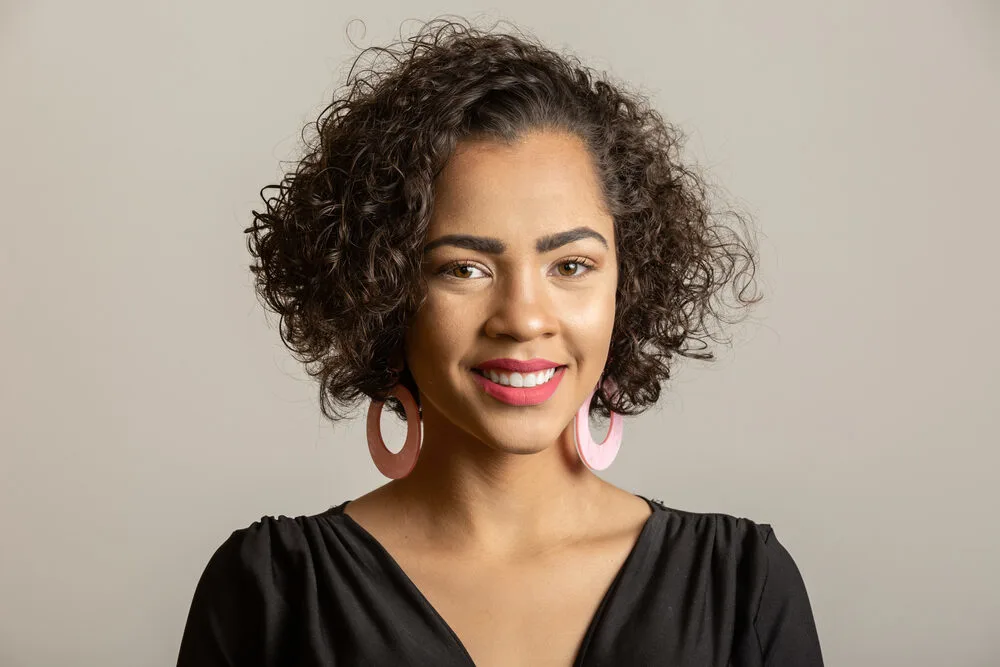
left=244, top=16, right=762, bottom=425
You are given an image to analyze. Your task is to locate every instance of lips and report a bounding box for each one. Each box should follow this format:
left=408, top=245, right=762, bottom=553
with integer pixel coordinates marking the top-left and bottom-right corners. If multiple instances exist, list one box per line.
left=474, top=358, right=565, bottom=373
left=471, top=365, right=567, bottom=407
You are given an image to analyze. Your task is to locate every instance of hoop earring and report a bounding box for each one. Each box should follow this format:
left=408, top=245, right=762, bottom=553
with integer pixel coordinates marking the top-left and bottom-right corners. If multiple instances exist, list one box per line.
left=573, top=377, right=623, bottom=471
left=366, top=384, right=422, bottom=479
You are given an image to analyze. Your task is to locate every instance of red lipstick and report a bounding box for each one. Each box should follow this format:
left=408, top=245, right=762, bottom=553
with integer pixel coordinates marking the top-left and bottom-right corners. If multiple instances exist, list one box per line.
left=470, top=362, right=567, bottom=407
left=474, top=358, right=563, bottom=373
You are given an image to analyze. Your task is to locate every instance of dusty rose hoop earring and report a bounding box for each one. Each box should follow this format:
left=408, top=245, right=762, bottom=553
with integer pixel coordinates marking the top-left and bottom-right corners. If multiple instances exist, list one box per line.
left=366, top=384, right=422, bottom=479
left=573, top=377, right=624, bottom=471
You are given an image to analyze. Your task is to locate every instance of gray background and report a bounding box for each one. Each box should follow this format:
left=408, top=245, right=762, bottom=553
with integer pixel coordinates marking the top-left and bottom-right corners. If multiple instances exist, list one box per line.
left=2, top=2, right=998, bottom=665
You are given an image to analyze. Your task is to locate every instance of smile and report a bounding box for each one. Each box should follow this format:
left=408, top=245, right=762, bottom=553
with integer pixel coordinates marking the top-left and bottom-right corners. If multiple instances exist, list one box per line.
left=471, top=366, right=567, bottom=406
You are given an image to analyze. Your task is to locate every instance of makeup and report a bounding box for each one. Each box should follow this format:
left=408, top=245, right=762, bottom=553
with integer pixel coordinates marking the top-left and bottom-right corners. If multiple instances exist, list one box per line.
left=471, top=366, right=567, bottom=406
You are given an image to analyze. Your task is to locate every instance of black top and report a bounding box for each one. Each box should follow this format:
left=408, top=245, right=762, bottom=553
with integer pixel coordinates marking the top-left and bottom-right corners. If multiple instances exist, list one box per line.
left=176, top=494, right=824, bottom=666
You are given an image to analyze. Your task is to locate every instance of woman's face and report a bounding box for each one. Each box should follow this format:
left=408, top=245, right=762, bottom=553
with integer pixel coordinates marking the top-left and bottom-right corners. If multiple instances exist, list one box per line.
left=404, top=129, right=618, bottom=456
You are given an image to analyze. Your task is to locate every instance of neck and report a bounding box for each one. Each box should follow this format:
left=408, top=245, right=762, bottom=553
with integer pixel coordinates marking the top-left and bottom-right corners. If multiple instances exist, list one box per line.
left=383, top=402, right=612, bottom=559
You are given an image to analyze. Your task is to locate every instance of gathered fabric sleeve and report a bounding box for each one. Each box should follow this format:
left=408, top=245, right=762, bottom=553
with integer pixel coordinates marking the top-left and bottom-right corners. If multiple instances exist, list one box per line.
left=753, top=525, right=825, bottom=666
left=176, top=520, right=287, bottom=667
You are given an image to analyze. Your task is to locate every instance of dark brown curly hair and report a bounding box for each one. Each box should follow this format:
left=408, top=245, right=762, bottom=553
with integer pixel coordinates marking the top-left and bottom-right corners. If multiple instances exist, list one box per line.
left=244, top=17, right=762, bottom=425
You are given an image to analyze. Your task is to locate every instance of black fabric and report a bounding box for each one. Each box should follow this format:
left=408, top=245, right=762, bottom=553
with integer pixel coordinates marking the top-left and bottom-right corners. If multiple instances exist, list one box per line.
left=176, top=494, right=824, bottom=666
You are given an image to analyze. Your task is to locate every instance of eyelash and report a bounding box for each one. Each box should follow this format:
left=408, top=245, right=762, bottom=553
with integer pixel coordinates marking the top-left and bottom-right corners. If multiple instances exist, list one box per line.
left=436, top=257, right=597, bottom=281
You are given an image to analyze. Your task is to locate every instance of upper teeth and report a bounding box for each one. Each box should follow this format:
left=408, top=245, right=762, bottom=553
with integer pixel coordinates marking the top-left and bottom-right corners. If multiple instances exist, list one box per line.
left=482, top=368, right=556, bottom=387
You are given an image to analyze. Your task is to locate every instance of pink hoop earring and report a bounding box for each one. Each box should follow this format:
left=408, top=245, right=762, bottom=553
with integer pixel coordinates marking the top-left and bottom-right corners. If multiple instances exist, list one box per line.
left=573, top=377, right=623, bottom=471
left=366, top=384, right=422, bottom=479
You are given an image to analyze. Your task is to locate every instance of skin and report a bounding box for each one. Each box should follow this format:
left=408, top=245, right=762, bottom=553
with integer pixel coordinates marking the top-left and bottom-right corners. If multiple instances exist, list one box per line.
left=344, top=129, right=652, bottom=665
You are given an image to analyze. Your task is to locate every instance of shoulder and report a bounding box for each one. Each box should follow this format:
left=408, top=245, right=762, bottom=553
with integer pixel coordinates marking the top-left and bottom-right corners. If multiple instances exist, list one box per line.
left=194, top=511, right=332, bottom=585
left=649, top=499, right=777, bottom=563
left=652, top=499, right=814, bottom=596
left=744, top=521, right=825, bottom=665
left=176, top=509, right=340, bottom=665
left=647, top=501, right=824, bottom=664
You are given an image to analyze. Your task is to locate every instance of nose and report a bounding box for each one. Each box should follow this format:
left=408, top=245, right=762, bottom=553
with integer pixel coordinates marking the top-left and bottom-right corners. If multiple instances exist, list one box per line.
left=481, top=266, right=558, bottom=342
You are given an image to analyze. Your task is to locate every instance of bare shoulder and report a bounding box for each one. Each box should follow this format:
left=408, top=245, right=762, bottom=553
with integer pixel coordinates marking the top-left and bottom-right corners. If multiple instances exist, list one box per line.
left=340, top=483, right=403, bottom=543
left=584, top=484, right=654, bottom=548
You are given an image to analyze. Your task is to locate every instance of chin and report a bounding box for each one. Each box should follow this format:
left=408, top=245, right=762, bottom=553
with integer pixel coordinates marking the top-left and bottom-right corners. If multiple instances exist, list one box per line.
left=479, top=427, right=562, bottom=455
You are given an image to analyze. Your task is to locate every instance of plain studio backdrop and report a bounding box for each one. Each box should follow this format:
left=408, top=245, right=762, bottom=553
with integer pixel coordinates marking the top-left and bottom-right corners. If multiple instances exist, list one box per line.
left=1, top=2, right=998, bottom=665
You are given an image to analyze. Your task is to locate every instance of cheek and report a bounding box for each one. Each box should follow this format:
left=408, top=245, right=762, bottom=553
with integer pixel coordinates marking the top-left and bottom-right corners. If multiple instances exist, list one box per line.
left=561, top=291, right=616, bottom=377
left=406, top=296, right=474, bottom=361
left=563, top=290, right=616, bottom=337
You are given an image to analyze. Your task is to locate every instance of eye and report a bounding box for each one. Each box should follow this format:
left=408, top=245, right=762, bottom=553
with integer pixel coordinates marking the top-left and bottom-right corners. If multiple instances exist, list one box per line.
left=435, top=257, right=597, bottom=281
left=554, top=257, right=597, bottom=278
left=437, top=261, right=488, bottom=280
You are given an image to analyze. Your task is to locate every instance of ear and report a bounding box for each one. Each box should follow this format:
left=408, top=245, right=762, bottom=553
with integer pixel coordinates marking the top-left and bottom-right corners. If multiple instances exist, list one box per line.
left=388, top=347, right=406, bottom=374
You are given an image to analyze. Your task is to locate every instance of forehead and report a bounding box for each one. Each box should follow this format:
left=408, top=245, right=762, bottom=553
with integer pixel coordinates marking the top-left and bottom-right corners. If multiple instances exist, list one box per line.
left=428, top=130, right=612, bottom=241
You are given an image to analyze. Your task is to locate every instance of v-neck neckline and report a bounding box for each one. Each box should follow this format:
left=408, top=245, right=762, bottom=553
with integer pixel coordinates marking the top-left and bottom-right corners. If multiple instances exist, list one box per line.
left=329, top=493, right=662, bottom=667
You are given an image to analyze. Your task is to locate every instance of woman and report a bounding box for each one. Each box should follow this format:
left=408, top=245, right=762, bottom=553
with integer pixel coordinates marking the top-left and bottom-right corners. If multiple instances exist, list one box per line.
left=177, top=18, right=824, bottom=666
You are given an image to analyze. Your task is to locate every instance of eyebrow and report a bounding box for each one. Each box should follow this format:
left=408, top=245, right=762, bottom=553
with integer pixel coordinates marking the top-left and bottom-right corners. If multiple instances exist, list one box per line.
left=422, top=226, right=609, bottom=256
